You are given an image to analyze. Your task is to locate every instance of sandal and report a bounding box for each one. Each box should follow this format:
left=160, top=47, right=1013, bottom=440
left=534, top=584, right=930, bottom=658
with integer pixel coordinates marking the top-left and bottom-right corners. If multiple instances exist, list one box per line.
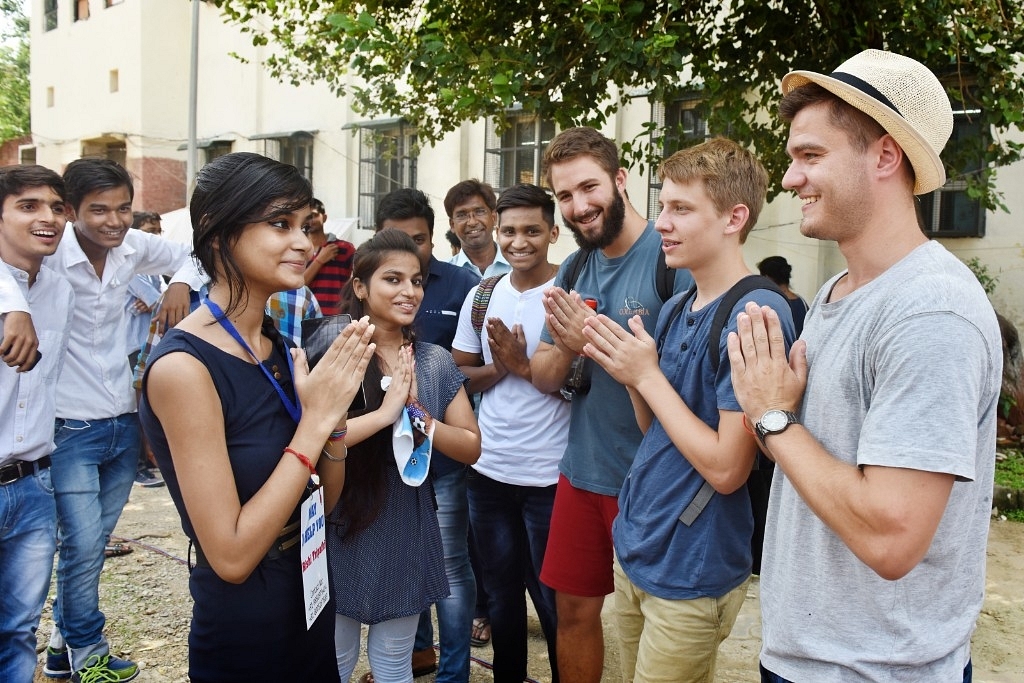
left=470, top=617, right=491, bottom=647
left=104, top=542, right=133, bottom=558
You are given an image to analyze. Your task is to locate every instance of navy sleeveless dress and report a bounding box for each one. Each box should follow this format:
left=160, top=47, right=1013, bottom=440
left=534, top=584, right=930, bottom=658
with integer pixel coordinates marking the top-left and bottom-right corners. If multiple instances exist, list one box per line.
left=139, top=322, right=340, bottom=683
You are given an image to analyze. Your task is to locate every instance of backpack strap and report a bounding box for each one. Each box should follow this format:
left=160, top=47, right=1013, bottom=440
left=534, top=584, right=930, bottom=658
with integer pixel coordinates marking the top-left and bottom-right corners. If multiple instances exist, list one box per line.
left=561, top=248, right=593, bottom=292
left=654, top=248, right=675, bottom=302
left=471, top=274, right=508, bottom=340
left=677, top=275, right=786, bottom=527
left=708, top=275, right=785, bottom=374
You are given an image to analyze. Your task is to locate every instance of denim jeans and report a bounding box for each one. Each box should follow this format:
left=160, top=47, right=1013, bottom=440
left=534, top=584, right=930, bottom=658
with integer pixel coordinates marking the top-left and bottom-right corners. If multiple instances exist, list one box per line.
left=414, top=466, right=475, bottom=683
left=0, top=466, right=57, bottom=683
left=50, top=415, right=139, bottom=668
left=467, top=470, right=559, bottom=683
left=336, top=613, right=420, bottom=683
left=759, top=660, right=973, bottom=682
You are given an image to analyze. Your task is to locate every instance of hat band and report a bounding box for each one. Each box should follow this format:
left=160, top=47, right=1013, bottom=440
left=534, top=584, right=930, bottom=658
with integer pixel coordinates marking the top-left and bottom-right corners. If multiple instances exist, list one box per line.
left=829, top=71, right=903, bottom=118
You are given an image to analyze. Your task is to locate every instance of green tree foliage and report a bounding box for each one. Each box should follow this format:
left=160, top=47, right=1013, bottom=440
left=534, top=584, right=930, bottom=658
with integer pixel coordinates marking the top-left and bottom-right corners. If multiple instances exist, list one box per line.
left=0, top=0, right=29, bottom=142
left=211, top=0, right=1023, bottom=203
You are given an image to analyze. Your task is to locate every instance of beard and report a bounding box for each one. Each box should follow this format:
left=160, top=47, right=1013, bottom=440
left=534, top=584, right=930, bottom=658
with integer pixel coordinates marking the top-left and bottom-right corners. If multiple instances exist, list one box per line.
left=565, top=190, right=626, bottom=250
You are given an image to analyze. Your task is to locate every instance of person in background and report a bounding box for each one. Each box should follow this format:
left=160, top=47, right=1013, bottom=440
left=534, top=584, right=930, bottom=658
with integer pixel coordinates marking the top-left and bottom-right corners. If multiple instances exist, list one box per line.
left=445, top=229, right=461, bottom=258
left=756, top=256, right=809, bottom=335
left=303, top=198, right=356, bottom=316
left=125, top=211, right=166, bottom=489
left=445, top=179, right=510, bottom=279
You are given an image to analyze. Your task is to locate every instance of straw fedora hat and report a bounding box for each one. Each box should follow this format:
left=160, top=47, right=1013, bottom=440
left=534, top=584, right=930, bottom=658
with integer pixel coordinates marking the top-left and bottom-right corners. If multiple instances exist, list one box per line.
left=781, top=49, right=953, bottom=195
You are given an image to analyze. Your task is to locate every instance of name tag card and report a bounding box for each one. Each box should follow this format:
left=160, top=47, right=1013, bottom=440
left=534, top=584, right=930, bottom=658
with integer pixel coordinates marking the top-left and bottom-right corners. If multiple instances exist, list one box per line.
left=300, top=487, right=329, bottom=629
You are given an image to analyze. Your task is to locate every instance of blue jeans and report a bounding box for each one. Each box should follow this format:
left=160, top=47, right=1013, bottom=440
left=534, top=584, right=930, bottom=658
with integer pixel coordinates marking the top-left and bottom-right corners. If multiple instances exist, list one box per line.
left=50, top=415, right=139, bottom=668
left=759, top=660, right=973, bottom=682
left=415, top=467, right=475, bottom=683
left=0, top=466, right=57, bottom=683
left=467, top=470, right=559, bottom=683
left=336, top=613, right=420, bottom=683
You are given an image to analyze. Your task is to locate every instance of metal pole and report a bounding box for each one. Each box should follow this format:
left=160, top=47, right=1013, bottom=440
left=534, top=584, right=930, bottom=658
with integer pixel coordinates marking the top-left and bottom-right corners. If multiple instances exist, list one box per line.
left=186, top=0, right=200, bottom=202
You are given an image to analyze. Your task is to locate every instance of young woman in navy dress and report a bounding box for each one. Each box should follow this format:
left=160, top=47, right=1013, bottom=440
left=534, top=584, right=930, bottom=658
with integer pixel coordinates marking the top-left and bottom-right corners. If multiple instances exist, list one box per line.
left=140, top=152, right=374, bottom=682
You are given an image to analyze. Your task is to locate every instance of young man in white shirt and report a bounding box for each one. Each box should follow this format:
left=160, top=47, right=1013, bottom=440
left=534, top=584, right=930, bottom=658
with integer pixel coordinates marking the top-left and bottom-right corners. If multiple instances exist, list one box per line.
left=0, top=165, right=74, bottom=683
left=1, top=158, right=202, bottom=681
left=452, top=183, right=567, bottom=683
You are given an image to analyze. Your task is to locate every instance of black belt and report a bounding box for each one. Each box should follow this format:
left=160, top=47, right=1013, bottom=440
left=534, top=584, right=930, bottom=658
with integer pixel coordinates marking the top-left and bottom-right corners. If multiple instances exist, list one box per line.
left=190, top=519, right=302, bottom=569
left=0, top=454, right=51, bottom=485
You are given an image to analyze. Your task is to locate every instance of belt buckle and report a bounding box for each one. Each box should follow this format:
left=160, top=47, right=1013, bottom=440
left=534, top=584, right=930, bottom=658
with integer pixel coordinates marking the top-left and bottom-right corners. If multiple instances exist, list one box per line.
left=0, top=463, right=22, bottom=485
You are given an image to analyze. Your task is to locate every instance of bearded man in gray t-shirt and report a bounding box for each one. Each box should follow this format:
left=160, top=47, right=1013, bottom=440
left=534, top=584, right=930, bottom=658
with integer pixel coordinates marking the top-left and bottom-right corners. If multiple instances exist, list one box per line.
left=728, top=50, right=1001, bottom=683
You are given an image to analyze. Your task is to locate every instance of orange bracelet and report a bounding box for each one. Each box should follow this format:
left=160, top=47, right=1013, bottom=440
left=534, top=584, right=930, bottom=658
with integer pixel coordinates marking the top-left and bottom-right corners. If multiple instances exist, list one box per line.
left=283, top=447, right=317, bottom=477
left=742, top=415, right=755, bottom=436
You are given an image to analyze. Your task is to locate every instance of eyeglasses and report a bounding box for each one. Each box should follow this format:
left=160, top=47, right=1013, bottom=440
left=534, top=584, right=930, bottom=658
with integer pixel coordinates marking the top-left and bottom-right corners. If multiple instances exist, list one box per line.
left=453, top=207, right=490, bottom=224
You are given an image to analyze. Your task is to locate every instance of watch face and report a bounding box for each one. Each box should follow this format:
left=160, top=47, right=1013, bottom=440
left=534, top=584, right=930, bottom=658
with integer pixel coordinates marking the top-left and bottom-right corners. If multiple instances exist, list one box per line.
left=761, top=410, right=789, bottom=432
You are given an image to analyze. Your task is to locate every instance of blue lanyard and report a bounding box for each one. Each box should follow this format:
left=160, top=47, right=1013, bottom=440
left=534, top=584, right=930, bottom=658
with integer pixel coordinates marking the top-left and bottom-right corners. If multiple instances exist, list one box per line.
left=204, top=298, right=302, bottom=424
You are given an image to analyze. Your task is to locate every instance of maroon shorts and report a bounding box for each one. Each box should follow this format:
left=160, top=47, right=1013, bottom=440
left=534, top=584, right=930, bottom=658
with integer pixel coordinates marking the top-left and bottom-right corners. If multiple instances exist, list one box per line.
left=540, top=474, right=620, bottom=597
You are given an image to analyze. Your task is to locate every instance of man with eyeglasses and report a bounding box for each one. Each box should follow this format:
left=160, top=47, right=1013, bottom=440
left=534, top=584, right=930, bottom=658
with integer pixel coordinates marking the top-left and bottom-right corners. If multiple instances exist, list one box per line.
left=445, top=180, right=510, bottom=279
left=302, top=197, right=355, bottom=316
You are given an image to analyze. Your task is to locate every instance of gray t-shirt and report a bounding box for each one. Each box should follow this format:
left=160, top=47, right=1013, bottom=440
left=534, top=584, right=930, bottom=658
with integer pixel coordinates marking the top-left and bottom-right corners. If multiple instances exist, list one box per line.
left=761, top=241, right=1001, bottom=682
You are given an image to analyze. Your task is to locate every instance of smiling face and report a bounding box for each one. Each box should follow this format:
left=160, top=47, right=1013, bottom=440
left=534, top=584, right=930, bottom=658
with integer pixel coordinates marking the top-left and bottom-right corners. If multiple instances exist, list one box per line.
left=450, top=195, right=496, bottom=252
left=548, top=155, right=627, bottom=250
left=226, top=203, right=313, bottom=296
left=68, top=185, right=133, bottom=262
left=654, top=178, right=731, bottom=271
left=352, top=251, right=424, bottom=331
left=782, top=101, right=873, bottom=242
left=497, top=206, right=558, bottom=277
left=0, top=185, right=67, bottom=280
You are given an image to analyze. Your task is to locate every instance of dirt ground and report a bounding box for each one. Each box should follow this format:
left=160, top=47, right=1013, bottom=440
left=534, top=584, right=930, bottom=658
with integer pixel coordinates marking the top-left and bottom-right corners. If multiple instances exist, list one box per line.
left=34, top=485, right=1024, bottom=682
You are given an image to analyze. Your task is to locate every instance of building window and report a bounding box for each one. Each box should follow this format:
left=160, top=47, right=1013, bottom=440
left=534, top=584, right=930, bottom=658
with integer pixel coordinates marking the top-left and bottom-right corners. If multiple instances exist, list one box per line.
left=46, top=87, right=55, bottom=108
left=262, top=133, right=314, bottom=181
left=19, top=146, right=36, bottom=165
left=74, top=0, right=89, bottom=21
left=109, top=69, right=118, bottom=93
left=484, top=111, right=556, bottom=193
left=920, top=107, right=986, bottom=238
left=82, top=137, right=126, bottom=168
left=357, top=122, right=418, bottom=229
left=204, top=141, right=233, bottom=166
left=44, top=0, right=59, bottom=30
left=647, top=95, right=709, bottom=219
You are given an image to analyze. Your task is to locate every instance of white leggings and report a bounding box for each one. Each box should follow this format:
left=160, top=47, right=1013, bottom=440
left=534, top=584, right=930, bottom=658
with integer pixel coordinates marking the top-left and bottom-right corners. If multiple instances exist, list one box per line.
left=334, top=613, right=420, bottom=683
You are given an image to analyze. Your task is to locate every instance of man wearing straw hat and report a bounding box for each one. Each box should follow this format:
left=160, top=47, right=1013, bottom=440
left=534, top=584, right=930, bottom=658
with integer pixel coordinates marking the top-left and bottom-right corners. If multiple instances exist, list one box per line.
left=727, top=49, right=1001, bottom=682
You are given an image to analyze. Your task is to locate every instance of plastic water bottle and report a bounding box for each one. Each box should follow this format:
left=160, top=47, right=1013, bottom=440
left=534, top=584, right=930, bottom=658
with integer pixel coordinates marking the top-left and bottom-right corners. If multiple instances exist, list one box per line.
left=560, top=298, right=599, bottom=400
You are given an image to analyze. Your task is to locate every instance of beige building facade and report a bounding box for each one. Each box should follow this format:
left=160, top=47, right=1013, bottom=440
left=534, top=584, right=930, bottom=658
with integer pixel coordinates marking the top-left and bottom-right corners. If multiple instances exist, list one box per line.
left=28, top=0, right=1024, bottom=326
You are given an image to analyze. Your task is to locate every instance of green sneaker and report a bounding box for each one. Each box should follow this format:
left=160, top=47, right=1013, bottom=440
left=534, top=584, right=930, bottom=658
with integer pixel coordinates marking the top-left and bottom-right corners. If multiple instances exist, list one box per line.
left=70, top=654, right=139, bottom=683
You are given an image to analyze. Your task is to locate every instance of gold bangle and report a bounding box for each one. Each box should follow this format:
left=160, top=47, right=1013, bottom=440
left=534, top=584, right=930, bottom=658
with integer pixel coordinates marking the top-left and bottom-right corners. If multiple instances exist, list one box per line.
left=322, top=444, right=347, bottom=462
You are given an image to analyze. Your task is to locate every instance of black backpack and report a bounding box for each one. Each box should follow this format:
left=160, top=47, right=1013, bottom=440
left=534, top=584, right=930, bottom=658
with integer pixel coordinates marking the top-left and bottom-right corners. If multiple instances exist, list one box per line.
left=659, top=275, right=785, bottom=527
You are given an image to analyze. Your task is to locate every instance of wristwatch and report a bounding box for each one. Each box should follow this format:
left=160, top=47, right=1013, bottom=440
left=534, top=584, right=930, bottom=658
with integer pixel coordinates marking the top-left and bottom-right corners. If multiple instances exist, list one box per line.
left=754, top=409, right=799, bottom=441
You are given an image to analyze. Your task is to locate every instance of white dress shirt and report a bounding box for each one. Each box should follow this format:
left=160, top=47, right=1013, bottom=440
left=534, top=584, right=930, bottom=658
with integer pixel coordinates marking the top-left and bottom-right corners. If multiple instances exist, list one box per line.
left=0, top=263, right=73, bottom=467
left=0, top=228, right=203, bottom=420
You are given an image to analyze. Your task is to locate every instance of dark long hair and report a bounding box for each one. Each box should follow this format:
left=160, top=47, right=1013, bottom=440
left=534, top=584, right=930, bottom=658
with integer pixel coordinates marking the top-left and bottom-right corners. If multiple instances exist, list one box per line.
left=190, top=152, right=312, bottom=318
left=334, top=228, right=422, bottom=536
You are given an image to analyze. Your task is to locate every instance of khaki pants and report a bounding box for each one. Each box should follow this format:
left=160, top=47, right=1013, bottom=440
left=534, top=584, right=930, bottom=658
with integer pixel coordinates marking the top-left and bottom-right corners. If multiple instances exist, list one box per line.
left=613, top=556, right=749, bottom=683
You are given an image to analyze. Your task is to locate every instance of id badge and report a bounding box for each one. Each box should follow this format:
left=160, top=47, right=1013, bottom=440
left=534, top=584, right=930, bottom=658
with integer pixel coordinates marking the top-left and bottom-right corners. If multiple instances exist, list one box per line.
left=300, top=486, right=329, bottom=629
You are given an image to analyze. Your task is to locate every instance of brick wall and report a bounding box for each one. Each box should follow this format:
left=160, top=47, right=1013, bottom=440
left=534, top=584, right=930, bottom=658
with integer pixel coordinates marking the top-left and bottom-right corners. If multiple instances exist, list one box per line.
left=127, top=156, right=187, bottom=214
left=0, top=136, right=33, bottom=166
